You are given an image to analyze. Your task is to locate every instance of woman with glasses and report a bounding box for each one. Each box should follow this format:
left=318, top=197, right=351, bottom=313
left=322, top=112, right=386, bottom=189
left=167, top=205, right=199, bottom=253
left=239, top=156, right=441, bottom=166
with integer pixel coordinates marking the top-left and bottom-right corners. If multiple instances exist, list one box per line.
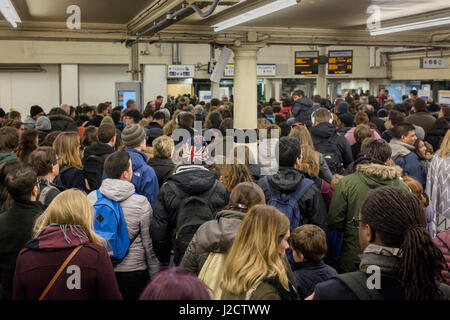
left=312, top=186, right=450, bottom=300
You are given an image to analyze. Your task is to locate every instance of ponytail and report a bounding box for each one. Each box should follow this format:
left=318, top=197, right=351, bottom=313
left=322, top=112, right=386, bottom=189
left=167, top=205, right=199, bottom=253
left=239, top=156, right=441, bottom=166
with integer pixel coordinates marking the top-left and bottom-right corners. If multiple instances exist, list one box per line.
left=361, top=186, right=448, bottom=300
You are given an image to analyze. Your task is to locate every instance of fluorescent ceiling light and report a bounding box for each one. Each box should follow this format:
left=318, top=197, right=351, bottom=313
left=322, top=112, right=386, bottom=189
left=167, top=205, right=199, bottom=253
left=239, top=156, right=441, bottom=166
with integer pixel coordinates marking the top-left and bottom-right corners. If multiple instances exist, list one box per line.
left=0, top=0, right=21, bottom=28
left=370, top=16, right=450, bottom=35
left=213, top=0, right=298, bottom=32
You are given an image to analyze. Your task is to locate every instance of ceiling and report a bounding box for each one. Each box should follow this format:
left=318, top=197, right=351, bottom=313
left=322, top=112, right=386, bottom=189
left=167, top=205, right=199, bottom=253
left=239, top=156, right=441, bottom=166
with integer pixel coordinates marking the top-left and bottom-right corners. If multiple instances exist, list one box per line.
left=0, top=0, right=449, bottom=47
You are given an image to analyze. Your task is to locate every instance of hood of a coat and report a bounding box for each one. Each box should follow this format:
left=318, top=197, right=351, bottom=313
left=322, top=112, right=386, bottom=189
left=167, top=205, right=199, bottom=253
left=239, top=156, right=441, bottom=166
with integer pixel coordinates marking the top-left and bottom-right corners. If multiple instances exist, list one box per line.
left=47, top=109, right=75, bottom=123
left=294, top=97, right=313, bottom=109
left=99, top=178, right=135, bottom=202
left=390, top=139, right=414, bottom=159
left=24, top=115, right=36, bottom=125
left=196, top=210, right=246, bottom=253
left=355, top=162, right=403, bottom=186
left=148, top=157, right=174, bottom=169
left=84, top=142, right=114, bottom=159
left=310, top=122, right=338, bottom=139
left=25, top=224, right=91, bottom=250
left=428, top=128, right=447, bottom=137
left=0, top=152, right=18, bottom=164
left=169, top=164, right=217, bottom=194
left=267, top=167, right=306, bottom=193
left=124, top=147, right=148, bottom=171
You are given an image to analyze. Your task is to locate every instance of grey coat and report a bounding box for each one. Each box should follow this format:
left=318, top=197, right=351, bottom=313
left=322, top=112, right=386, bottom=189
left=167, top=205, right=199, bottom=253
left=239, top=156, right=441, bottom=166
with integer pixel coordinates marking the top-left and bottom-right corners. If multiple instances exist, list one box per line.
left=87, top=178, right=159, bottom=278
left=180, top=209, right=245, bottom=275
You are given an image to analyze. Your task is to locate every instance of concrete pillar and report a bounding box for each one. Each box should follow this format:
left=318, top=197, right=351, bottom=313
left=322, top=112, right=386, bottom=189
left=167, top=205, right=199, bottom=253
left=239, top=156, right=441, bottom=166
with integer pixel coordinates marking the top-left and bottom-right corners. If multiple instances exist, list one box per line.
left=316, top=46, right=327, bottom=98
left=273, top=79, right=282, bottom=100
left=130, top=44, right=140, bottom=81
left=211, top=81, right=220, bottom=99
left=60, top=64, right=78, bottom=106
left=264, top=79, right=273, bottom=100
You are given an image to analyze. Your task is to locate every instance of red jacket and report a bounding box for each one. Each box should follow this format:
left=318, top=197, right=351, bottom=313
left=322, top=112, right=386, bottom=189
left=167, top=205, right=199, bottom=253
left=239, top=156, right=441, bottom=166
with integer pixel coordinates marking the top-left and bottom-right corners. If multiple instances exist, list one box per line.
left=13, top=225, right=122, bottom=300
left=433, top=230, right=450, bottom=285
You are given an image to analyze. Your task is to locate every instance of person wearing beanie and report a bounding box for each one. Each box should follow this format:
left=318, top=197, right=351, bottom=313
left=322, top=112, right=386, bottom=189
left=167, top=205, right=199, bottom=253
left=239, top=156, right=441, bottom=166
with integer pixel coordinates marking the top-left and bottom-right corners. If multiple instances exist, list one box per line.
left=121, top=124, right=159, bottom=207
left=24, top=105, right=45, bottom=130
left=35, top=116, right=52, bottom=145
left=336, top=102, right=349, bottom=115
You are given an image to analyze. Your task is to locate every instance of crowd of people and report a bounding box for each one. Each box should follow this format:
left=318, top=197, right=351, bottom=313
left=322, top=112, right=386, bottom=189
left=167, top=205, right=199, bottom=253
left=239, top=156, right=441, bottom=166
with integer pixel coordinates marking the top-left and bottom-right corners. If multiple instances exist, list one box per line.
left=0, top=88, right=449, bottom=301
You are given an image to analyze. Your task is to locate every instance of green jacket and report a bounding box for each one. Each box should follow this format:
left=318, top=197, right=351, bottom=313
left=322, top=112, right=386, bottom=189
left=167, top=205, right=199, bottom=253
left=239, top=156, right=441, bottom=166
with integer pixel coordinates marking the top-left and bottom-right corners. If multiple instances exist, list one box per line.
left=221, top=281, right=281, bottom=300
left=0, top=152, right=18, bottom=165
left=329, top=162, right=409, bottom=273
left=47, top=108, right=77, bottom=132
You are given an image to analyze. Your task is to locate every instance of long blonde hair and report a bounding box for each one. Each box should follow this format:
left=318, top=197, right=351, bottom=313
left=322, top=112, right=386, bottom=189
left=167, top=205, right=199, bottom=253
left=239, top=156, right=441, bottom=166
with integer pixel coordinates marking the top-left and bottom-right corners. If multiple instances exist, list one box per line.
left=53, top=132, right=83, bottom=169
left=437, top=130, right=450, bottom=159
left=289, top=125, right=314, bottom=148
left=33, top=189, right=103, bottom=245
left=221, top=205, right=290, bottom=295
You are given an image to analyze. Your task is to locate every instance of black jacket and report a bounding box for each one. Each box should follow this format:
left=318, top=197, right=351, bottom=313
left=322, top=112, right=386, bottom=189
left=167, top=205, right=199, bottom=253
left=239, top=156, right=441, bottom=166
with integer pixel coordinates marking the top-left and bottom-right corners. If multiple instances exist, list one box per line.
left=85, top=115, right=104, bottom=127
left=149, top=165, right=229, bottom=265
left=426, top=128, right=448, bottom=152
left=310, top=122, right=354, bottom=170
left=0, top=201, right=43, bottom=298
left=74, top=115, right=89, bottom=127
left=82, top=142, right=114, bottom=191
left=47, top=108, right=77, bottom=132
left=292, top=260, right=337, bottom=299
left=145, top=122, right=164, bottom=146
left=257, top=167, right=329, bottom=235
left=381, top=129, right=393, bottom=143
left=291, top=97, right=318, bottom=128
left=147, top=157, right=175, bottom=188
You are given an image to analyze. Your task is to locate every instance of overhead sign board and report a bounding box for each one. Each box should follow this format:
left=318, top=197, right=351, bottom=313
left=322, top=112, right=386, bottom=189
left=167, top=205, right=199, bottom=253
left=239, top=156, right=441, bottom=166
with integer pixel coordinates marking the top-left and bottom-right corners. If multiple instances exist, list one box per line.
left=168, top=65, right=195, bottom=78
left=328, top=50, right=353, bottom=75
left=295, top=51, right=319, bottom=75
left=439, top=90, right=450, bottom=104
left=420, top=57, right=448, bottom=69
left=223, top=64, right=277, bottom=77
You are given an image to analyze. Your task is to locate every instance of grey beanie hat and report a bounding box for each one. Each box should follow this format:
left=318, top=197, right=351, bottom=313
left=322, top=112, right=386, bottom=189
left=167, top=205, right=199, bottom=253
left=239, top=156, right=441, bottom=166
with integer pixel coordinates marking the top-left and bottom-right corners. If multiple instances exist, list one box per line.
left=35, top=116, right=51, bottom=131
left=122, top=124, right=146, bottom=148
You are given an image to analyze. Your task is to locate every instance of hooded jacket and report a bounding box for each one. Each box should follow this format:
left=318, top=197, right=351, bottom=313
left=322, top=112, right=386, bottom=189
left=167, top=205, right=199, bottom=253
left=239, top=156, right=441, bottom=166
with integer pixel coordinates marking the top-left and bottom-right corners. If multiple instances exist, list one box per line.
left=310, top=122, right=354, bottom=172
left=405, top=112, right=436, bottom=135
left=180, top=209, right=245, bottom=275
left=23, top=115, right=36, bottom=130
left=0, top=152, right=18, bottom=165
left=257, top=167, right=329, bottom=235
left=149, top=165, right=229, bottom=265
left=12, top=225, right=122, bottom=300
left=0, top=201, right=44, bottom=298
left=433, top=230, right=450, bottom=285
left=85, top=115, right=104, bottom=128
left=47, top=108, right=77, bottom=133
left=328, top=161, right=409, bottom=273
left=147, top=157, right=175, bottom=188
left=87, top=179, right=159, bottom=277
left=389, top=139, right=425, bottom=186
left=123, top=147, right=159, bottom=208
left=82, top=142, right=115, bottom=191
left=291, top=97, right=318, bottom=127
left=83, top=141, right=114, bottom=161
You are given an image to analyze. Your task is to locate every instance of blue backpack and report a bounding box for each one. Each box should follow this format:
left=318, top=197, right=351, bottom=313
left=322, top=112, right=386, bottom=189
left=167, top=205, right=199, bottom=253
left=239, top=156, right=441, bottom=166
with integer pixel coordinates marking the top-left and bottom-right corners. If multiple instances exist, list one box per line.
left=93, top=190, right=137, bottom=266
left=263, top=176, right=314, bottom=230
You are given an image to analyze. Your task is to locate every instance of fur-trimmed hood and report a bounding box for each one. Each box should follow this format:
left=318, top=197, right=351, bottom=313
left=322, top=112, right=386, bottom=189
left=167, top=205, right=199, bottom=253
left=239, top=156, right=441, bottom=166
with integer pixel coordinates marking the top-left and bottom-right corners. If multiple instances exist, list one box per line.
left=356, top=162, right=403, bottom=181
left=47, top=113, right=75, bottom=123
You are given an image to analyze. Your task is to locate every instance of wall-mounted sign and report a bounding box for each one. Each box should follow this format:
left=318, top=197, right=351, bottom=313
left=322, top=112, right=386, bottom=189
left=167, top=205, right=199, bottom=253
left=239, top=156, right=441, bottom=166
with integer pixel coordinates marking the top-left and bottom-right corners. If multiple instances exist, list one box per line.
left=168, top=65, right=195, bottom=78
left=295, top=51, right=319, bottom=75
left=223, top=64, right=277, bottom=77
left=420, top=57, right=448, bottom=69
left=418, top=89, right=431, bottom=101
left=328, top=50, right=353, bottom=75
left=439, top=90, right=450, bottom=104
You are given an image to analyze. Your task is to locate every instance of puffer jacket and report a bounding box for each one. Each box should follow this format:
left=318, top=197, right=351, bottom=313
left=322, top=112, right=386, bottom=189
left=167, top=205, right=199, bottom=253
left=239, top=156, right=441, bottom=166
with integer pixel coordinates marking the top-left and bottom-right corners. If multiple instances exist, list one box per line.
left=180, top=209, right=245, bottom=275
left=87, top=179, right=159, bottom=278
left=147, top=157, right=175, bottom=188
left=257, top=167, right=329, bottom=235
left=328, top=161, right=409, bottom=273
left=433, top=230, right=450, bottom=285
left=47, top=108, right=77, bottom=132
left=124, top=147, right=159, bottom=207
left=291, top=97, right=318, bottom=127
left=149, top=165, right=229, bottom=265
left=389, top=139, right=425, bottom=186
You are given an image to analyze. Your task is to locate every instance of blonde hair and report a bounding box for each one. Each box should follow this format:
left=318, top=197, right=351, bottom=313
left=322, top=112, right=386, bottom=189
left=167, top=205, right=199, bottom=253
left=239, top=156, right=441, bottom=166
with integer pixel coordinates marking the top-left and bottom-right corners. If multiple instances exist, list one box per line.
left=289, top=125, right=314, bottom=148
left=153, top=135, right=174, bottom=158
left=53, top=132, right=83, bottom=170
left=33, top=189, right=103, bottom=245
left=100, top=116, right=115, bottom=126
left=437, top=130, right=450, bottom=158
left=221, top=205, right=290, bottom=295
left=297, top=145, right=320, bottom=177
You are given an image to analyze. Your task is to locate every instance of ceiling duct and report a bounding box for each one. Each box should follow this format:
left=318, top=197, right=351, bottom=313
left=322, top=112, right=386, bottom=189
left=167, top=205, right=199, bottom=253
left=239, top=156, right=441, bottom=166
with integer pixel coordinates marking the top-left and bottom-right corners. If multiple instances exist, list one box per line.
left=0, top=64, right=44, bottom=72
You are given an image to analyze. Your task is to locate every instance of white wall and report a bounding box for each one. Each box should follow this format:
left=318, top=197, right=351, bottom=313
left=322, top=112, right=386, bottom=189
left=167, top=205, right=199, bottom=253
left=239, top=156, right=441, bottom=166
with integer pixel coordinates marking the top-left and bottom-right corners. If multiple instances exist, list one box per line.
left=61, top=64, right=78, bottom=107
left=79, top=64, right=130, bottom=106
left=0, top=64, right=60, bottom=115
left=143, top=65, right=167, bottom=104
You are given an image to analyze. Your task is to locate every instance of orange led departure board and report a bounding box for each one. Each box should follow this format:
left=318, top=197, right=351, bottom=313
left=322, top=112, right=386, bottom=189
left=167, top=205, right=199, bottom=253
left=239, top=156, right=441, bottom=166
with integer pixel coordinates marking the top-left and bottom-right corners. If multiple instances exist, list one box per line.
left=295, top=51, right=319, bottom=75
left=328, top=50, right=353, bottom=74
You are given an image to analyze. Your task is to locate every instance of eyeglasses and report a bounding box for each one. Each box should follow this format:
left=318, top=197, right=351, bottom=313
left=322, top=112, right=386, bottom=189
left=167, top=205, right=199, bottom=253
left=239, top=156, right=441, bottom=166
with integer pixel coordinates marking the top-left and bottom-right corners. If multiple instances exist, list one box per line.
left=352, top=216, right=362, bottom=229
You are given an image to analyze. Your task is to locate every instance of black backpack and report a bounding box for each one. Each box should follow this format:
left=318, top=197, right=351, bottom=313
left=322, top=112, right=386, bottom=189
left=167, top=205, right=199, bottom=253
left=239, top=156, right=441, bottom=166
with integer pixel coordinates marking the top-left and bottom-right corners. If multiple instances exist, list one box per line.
left=83, top=155, right=108, bottom=191
left=53, top=166, right=74, bottom=189
left=167, top=181, right=218, bottom=265
left=314, top=135, right=343, bottom=174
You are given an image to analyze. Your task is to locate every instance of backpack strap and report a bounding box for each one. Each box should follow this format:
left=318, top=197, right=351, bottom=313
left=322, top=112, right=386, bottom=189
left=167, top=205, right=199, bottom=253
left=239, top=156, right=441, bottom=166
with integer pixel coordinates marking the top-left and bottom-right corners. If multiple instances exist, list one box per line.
left=333, top=271, right=384, bottom=300
left=264, top=176, right=280, bottom=197
left=289, top=177, right=314, bottom=206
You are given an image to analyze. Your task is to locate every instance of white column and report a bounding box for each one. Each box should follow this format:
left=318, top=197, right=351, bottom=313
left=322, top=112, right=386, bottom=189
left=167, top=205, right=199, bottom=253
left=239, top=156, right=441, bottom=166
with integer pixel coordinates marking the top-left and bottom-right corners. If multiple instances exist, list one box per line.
left=316, top=46, right=327, bottom=98
left=211, top=81, right=220, bottom=100
left=273, top=79, right=282, bottom=101
left=60, top=64, right=78, bottom=106
left=264, top=79, right=273, bottom=100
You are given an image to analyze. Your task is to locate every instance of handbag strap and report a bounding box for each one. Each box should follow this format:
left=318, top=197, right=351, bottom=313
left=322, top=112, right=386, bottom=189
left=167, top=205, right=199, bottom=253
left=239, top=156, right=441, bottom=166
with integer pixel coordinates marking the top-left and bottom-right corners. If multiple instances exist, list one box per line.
left=38, top=245, right=83, bottom=300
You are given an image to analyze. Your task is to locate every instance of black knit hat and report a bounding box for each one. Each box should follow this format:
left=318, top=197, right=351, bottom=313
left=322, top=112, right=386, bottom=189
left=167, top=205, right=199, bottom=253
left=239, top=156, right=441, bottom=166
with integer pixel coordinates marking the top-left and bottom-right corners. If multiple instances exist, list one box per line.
left=121, top=124, right=146, bottom=148
left=0, top=108, right=5, bottom=118
left=30, top=105, right=44, bottom=118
